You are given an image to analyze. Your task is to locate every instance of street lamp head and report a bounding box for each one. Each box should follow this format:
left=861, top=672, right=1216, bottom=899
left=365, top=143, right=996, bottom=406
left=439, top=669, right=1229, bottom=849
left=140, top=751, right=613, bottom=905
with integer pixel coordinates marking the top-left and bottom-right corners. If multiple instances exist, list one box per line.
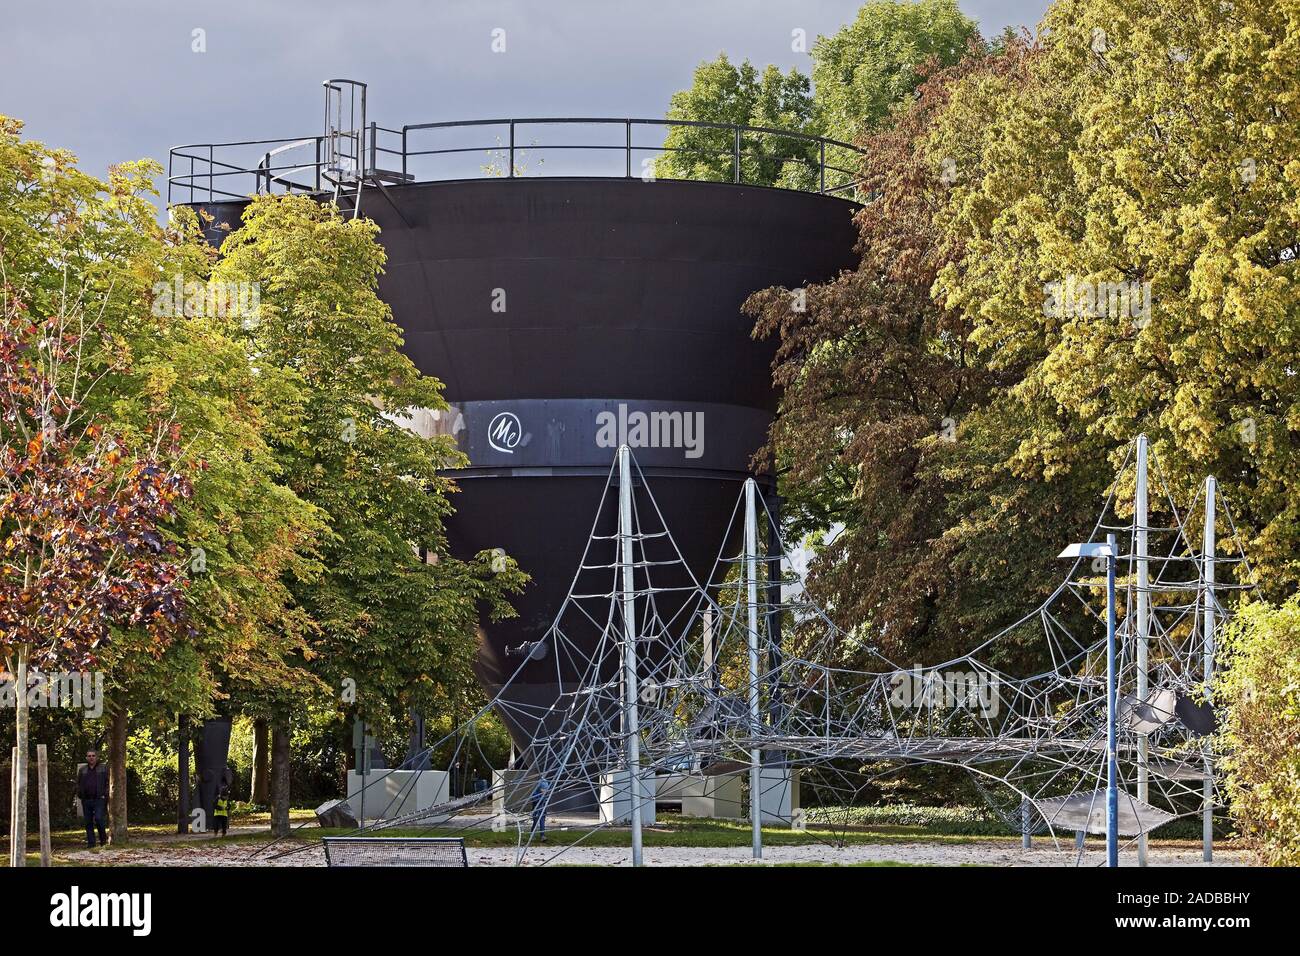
left=1058, top=542, right=1114, bottom=559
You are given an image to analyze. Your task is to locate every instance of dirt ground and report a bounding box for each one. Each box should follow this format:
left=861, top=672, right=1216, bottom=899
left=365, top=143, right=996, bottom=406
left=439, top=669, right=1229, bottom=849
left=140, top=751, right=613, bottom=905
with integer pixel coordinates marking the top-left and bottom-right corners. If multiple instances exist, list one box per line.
left=58, top=827, right=1251, bottom=867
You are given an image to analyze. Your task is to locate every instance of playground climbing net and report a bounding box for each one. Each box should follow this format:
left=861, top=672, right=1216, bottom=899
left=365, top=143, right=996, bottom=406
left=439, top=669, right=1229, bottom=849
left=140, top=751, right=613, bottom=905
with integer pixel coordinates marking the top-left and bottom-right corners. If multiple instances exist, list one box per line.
left=276, top=437, right=1249, bottom=867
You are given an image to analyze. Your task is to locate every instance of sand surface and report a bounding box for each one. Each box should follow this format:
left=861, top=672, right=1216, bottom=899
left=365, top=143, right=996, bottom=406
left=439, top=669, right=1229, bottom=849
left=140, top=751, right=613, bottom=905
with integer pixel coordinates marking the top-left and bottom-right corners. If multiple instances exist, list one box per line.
left=61, top=832, right=1251, bottom=868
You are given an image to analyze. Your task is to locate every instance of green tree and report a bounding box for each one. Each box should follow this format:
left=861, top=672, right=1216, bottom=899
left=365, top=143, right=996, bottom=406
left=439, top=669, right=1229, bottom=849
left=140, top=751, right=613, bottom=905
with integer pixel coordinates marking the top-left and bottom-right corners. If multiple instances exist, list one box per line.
left=931, top=0, right=1300, bottom=598
left=658, top=53, right=818, bottom=188
left=749, top=0, right=1299, bottom=678
left=210, top=195, right=526, bottom=827
left=811, top=0, right=979, bottom=145
left=0, top=288, right=191, bottom=862
left=1, top=117, right=325, bottom=839
left=658, top=3, right=981, bottom=193
left=744, top=41, right=1102, bottom=667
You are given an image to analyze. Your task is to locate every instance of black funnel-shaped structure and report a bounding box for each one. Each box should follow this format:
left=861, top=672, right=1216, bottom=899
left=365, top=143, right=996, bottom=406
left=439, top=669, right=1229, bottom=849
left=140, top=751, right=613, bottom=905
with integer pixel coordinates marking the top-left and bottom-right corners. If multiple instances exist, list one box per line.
left=190, top=174, right=859, bottom=757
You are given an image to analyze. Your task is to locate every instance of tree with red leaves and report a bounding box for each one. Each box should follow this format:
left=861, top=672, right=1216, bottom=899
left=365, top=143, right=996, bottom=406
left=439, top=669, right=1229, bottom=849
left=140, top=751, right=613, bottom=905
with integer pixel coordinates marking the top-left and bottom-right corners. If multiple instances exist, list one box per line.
left=0, top=286, right=191, bottom=864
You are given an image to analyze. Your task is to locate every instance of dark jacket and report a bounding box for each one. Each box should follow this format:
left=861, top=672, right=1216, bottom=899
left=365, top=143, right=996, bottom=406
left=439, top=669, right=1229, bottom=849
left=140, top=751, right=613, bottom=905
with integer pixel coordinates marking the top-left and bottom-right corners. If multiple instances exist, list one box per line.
left=77, top=761, right=109, bottom=801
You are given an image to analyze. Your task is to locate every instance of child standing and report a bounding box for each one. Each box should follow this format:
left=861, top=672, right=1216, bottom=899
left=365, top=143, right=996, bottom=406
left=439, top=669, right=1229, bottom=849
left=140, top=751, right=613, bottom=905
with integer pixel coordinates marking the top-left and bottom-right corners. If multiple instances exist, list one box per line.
left=213, top=787, right=231, bottom=837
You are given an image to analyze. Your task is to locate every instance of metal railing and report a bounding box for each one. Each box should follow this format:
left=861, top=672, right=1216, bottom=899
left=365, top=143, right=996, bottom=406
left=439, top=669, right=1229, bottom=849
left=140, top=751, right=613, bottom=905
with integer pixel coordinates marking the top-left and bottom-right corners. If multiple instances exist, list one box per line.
left=167, top=117, right=863, bottom=205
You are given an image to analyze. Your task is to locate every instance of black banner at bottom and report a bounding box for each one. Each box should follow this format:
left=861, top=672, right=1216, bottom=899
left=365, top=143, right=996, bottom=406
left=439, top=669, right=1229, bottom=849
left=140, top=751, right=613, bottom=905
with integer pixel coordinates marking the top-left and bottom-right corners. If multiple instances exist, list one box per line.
left=2, top=862, right=1289, bottom=944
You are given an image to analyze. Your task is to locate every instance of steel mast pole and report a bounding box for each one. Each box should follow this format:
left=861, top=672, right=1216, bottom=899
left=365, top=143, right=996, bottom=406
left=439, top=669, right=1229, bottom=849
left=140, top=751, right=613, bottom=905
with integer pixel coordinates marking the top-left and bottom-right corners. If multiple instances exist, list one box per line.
left=744, top=478, right=763, bottom=860
left=617, top=445, right=644, bottom=867
left=1106, top=532, right=1119, bottom=868
left=1135, top=435, right=1150, bottom=867
left=1202, top=476, right=1216, bottom=863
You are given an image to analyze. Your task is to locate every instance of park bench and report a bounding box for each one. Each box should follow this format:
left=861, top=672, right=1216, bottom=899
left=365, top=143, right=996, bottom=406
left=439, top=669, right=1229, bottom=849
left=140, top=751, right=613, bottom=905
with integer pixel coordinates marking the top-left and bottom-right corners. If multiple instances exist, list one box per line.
left=321, top=836, right=469, bottom=867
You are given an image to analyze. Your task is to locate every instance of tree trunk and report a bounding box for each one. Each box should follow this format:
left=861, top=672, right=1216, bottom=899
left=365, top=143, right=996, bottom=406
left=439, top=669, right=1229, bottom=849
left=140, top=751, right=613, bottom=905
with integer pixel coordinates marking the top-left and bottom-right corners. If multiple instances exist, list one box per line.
left=10, top=647, right=28, bottom=867
left=251, top=717, right=269, bottom=804
left=270, top=716, right=290, bottom=837
left=107, top=706, right=128, bottom=844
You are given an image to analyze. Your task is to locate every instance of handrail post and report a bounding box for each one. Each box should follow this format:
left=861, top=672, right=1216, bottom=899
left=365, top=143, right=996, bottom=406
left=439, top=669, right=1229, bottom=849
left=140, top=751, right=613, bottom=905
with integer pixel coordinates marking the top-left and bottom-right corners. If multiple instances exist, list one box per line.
left=208, top=145, right=214, bottom=203
left=358, top=82, right=367, bottom=177
left=734, top=126, right=742, bottom=183
left=819, top=141, right=826, bottom=193
left=625, top=120, right=632, bottom=178
left=509, top=121, right=516, bottom=178
left=402, top=126, right=408, bottom=181
left=369, top=121, right=377, bottom=177
left=315, top=138, right=321, bottom=191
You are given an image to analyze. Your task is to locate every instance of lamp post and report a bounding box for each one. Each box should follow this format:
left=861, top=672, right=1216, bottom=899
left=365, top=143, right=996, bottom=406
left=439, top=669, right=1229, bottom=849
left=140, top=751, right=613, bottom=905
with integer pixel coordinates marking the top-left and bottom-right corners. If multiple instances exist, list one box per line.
left=1059, top=535, right=1119, bottom=868
left=617, top=445, right=644, bottom=867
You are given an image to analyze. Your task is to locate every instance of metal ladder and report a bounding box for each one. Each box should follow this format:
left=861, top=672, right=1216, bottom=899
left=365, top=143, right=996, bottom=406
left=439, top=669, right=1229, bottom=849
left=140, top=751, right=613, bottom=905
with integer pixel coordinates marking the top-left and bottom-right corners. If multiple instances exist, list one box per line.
left=323, top=78, right=368, bottom=217
left=322, top=79, right=413, bottom=219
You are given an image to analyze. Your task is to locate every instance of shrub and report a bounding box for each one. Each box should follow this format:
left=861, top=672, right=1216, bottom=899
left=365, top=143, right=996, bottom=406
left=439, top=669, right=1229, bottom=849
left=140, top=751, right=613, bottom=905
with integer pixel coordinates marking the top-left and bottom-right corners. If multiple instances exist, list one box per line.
left=1216, top=596, right=1300, bottom=865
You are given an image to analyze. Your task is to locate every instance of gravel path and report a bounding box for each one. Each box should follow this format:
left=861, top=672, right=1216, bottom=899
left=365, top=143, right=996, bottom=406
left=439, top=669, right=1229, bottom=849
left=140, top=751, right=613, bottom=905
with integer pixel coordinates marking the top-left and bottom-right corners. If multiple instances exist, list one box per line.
left=447, top=842, right=1251, bottom=867
left=61, top=837, right=1251, bottom=868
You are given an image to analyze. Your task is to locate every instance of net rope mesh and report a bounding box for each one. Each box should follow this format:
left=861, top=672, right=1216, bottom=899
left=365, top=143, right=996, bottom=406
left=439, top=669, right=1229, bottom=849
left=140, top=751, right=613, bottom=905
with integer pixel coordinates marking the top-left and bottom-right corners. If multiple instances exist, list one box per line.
left=263, top=440, right=1246, bottom=867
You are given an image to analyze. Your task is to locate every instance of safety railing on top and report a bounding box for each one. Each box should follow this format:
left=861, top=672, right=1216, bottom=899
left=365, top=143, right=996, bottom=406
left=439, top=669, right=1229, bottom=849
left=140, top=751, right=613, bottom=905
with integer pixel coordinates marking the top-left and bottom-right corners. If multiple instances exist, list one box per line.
left=166, top=117, right=864, bottom=206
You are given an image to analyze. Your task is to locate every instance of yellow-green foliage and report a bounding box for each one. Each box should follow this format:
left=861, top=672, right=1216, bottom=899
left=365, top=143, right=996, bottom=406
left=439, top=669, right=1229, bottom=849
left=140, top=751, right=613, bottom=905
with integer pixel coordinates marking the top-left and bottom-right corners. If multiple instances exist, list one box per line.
left=931, top=0, right=1300, bottom=596
left=1216, top=597, right=1300, bottom=865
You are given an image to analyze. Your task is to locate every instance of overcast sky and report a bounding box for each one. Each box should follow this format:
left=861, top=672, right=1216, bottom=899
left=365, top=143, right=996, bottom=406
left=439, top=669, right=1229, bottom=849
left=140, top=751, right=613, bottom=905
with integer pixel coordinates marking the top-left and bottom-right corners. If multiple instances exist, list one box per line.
left=3, top=0, right=1049, bottom=186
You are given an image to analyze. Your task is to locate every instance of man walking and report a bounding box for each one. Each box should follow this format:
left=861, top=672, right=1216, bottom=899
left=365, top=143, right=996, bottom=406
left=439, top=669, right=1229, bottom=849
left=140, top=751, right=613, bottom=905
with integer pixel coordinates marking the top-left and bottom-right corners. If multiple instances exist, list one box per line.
left=77, top=749, right=109, bottom=849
